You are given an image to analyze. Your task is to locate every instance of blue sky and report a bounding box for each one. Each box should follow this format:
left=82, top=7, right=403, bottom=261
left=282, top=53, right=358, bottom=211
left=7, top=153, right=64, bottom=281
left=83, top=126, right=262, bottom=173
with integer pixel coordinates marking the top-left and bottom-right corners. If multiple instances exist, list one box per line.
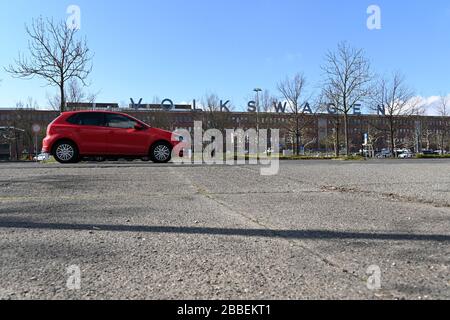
left=1, top=0, right=450, bottom=110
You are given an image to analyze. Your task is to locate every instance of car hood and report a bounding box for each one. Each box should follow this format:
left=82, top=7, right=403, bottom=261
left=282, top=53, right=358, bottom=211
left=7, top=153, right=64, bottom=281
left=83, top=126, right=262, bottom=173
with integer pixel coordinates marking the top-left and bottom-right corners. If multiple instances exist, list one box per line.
left=149, top=127, right=181, bottom=141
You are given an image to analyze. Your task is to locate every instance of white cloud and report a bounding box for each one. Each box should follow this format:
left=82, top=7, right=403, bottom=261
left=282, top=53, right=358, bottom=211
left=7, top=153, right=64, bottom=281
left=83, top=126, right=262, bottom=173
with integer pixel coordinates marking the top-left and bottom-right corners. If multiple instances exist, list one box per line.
left=408, top=95, right=450, bottom=115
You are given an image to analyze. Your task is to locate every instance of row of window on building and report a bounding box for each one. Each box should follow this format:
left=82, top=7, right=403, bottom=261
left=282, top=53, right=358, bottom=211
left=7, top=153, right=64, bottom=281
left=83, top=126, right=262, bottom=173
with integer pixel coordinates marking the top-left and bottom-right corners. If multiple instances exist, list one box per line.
left=0, top=112, right=58, bottom=122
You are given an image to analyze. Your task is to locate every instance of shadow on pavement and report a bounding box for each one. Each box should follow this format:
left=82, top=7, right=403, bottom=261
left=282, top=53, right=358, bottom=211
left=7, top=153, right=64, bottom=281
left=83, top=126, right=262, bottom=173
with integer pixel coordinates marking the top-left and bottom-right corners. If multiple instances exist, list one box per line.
left=0, top=219, right=449, bottom=242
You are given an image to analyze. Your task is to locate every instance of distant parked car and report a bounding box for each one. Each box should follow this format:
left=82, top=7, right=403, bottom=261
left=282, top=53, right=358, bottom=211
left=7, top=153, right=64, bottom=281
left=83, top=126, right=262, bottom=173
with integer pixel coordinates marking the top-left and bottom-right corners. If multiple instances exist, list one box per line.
left=42, top=111, right=182, bottom=164
left=376, top=149, right=393, bottom=158
left=422, top=150, right=435, bottom=155
left=398, top=151, right=414, bottom=159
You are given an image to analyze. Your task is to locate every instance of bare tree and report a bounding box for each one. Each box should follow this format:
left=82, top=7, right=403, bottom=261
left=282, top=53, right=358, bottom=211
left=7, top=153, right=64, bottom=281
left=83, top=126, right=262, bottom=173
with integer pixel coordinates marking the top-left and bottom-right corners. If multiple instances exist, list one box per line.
left=26, top=96, right=39, bottom=109
left=5, top=17, right=93, bottom=112
left=316, top=92, right=343, bottom=156
left=15, top=101, right=25, bottom=109
left=371, top=72, right=415, bottom=156
left=423, top=128, right=435, bottom=150
left=66, top=79, right=97, bottom=105
left=14, top=97, right=38, bottom=110
left=408, top=96, right=427, bottom=116
left=47, top=79, right=97, bottom=110
left=277, top=73, right=313, bottom=155
left=2, top=108, right=40, bottom=160
left=322, top=42, right=372, bottom=155
left=202, top=93, right=221, bottom=113
left=200, top=93, right=234, bottom=132
left=46, top=93, right=62, bottom=111
left=367, top=125, right=385, bottom=149
left=436, top=95, right=450, bottom=154
left=260, top=90, right=277, bottom=113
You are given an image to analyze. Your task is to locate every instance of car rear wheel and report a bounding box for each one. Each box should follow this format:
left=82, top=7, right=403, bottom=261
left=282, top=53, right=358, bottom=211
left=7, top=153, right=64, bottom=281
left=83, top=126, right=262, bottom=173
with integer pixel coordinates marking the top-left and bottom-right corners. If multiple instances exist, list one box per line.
left=53, top=141, right=79, bottom=164
left=150, top=141, right=172, bottom=163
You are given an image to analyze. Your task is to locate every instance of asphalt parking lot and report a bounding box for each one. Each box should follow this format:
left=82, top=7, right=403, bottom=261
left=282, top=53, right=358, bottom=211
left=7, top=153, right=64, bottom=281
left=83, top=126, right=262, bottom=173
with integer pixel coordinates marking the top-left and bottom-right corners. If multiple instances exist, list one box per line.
left=0, top=159, right=449, bottom=300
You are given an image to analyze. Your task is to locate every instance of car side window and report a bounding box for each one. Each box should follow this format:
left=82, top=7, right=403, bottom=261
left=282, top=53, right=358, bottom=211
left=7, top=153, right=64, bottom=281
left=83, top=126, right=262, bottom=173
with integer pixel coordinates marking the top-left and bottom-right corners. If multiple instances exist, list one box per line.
left=106, top=114, right=137, bottom=129
left=66, top=114, right=80, bottom=125
left=67, top=113, right=105, bottom=126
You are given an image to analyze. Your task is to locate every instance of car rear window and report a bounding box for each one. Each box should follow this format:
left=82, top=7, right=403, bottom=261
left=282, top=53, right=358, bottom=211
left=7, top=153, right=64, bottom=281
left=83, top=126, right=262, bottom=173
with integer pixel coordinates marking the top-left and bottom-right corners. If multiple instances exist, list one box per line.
left=67, top=113, right=105, bottom=126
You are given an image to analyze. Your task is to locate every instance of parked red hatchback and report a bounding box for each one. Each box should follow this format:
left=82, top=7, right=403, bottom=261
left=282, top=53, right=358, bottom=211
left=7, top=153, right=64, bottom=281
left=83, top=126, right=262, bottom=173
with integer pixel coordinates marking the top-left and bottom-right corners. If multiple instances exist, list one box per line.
left=42, top=111, right=181, bottom=164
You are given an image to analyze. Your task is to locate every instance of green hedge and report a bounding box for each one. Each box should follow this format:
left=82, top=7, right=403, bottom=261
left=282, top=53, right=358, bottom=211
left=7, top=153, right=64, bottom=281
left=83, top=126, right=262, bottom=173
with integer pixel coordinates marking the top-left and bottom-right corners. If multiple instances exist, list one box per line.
left=416, top=154, right=450, bottom=159
left=278, top=156, right=335, bottom=160
left=278, top=155, right=365, bottom=161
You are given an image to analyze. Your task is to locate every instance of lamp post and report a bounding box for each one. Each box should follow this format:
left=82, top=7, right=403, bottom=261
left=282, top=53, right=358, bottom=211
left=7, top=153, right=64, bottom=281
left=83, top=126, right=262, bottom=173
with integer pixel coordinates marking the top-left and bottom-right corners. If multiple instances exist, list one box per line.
left=254, top=88, right=262, bottom=156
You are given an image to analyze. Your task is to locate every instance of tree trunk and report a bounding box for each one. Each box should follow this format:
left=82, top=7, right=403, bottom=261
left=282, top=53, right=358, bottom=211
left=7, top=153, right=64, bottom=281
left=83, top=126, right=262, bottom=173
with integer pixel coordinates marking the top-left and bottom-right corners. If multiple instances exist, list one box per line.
left=391, top=130, right=395, bottom=157
left=60, top=83, right=65, bottom=113
left=388, top=118, right=395, bottom=157
left=15, top=131, right=19, bottom=160
left=334, top=120, right=340, bottom=157
left=343, top=113, right=349, bottom=156
left=295, top=115, right=300, bottom=156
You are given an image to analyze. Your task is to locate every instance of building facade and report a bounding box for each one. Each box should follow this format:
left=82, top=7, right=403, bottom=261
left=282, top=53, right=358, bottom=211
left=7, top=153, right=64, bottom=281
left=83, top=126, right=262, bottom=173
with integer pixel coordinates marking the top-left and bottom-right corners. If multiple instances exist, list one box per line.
left=0, top=107, right=449, bottom=160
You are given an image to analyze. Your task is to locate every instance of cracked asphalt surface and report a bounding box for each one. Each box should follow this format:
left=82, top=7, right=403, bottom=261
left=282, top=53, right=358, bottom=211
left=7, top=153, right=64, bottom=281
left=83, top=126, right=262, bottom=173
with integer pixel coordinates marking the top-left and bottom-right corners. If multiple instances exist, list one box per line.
left=0, top=159, right=449, bottom=300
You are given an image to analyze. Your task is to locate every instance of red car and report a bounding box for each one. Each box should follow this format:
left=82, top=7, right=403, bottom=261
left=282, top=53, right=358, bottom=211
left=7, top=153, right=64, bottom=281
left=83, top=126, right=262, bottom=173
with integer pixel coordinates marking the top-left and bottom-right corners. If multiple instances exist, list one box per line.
left=42, top=111, right=181, bottom=164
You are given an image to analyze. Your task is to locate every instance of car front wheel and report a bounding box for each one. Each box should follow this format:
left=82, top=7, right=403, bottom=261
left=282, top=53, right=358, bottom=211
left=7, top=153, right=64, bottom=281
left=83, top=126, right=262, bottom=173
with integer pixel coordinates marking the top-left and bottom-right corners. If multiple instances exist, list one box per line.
left=150, top=141, right=172, bottom=163
left=53, top=141, right=79, bottom=164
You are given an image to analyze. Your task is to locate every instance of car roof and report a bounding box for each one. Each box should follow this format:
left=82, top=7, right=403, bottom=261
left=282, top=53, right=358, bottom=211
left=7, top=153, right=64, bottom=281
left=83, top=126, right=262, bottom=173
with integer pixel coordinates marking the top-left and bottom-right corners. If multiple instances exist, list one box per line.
left=61, top=110, right=148, bottom=126
left=63, top=110, right=125, bottom=115
left=62, top=110, right=135, bottom=118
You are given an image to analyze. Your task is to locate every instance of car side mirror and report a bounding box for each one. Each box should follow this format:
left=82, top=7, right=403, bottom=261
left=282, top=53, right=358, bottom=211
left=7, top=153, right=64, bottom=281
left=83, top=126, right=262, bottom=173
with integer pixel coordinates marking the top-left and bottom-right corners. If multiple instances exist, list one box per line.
left=134, top=124, right=144, bottom=131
